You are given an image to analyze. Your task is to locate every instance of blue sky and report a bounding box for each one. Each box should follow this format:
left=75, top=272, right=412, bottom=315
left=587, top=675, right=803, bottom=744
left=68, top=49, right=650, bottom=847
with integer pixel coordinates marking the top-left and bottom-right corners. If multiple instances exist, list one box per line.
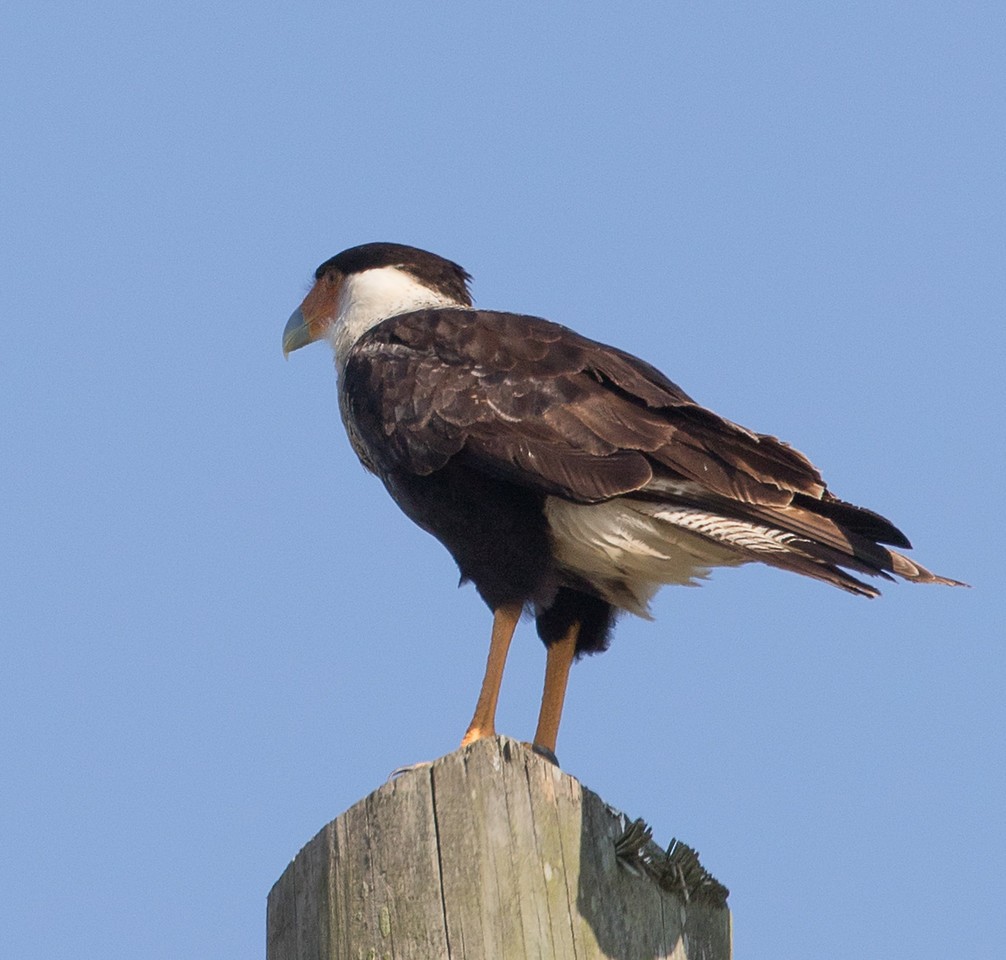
left=2, top=2, right=1002, bottom=958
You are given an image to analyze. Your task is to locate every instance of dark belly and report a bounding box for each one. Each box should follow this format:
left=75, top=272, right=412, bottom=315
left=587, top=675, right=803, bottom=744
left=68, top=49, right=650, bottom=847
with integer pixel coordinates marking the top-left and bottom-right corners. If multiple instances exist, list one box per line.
left=381, top=458, right=554, bottom=610
left=380, top=458, right=616, bottom=655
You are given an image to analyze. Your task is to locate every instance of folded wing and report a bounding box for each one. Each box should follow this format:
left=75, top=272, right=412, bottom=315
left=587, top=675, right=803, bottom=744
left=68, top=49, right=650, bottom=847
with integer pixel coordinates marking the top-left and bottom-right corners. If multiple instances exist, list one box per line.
left=343, top=308, right=964, bottom=597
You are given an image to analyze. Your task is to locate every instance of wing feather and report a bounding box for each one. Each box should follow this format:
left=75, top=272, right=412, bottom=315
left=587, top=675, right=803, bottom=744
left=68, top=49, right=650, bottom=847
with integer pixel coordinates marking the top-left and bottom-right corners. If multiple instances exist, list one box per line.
left=341, top=307, right=960, bottom=592
left=343, top=308, right=829, bottom=503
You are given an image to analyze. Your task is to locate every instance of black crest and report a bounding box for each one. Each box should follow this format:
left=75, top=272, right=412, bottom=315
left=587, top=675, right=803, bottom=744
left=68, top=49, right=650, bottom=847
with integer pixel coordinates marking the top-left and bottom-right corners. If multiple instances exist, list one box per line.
left=315, top=242, right=473, bottom=306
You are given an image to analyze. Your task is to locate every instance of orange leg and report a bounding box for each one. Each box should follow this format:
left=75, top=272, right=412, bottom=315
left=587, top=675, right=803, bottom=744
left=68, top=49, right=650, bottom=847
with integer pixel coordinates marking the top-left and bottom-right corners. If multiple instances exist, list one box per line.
left=532, top=622, right=579, bottom=758
left=461, top=602, right=523, bottom=747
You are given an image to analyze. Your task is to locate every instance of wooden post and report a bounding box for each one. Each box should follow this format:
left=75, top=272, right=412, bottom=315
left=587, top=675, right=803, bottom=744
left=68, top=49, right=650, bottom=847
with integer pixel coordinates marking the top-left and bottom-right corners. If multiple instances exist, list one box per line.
left=267, top=736, right=731, bottom=959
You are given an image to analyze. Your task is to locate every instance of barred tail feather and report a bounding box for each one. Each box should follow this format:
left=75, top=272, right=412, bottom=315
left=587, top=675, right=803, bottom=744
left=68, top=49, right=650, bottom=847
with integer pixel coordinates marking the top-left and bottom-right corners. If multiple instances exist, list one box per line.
left=545, top=489, right=967, bottom=616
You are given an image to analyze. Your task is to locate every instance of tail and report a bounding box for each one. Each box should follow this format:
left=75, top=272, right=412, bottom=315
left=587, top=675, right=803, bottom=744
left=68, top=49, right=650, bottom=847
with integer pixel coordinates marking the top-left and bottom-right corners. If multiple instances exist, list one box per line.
left=640, top=480, right=968, bottom=598
left=545, top=484, right=966, bottom=620
left=885, top=548, right=967, bottom=589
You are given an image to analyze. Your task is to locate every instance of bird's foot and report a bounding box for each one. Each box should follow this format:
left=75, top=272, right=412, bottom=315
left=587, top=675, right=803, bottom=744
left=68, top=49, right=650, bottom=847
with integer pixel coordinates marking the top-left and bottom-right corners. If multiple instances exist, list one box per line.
left=460, top=725, right=494, bottom=748
left=526, top=742, right=560, bottom=766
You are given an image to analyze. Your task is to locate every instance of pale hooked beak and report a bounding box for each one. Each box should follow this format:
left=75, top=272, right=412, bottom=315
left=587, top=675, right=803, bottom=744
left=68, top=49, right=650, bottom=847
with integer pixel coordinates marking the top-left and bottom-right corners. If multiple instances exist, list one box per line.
left=282, top=307, right=314, bottom=357
left=283, top=275, right=340, bottom=357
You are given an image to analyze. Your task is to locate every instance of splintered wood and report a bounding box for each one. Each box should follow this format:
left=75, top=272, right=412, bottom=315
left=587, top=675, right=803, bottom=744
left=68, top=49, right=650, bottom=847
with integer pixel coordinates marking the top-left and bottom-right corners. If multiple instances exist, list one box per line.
left=267, top=737, right=730, bottom=960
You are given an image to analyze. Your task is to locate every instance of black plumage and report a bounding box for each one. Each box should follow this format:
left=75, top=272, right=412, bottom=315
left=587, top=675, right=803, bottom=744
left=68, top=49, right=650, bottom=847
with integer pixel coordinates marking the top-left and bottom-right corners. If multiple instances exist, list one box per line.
left=284, top=242, right=963, bottom=755
left=339, top=305, right=959, bottom=654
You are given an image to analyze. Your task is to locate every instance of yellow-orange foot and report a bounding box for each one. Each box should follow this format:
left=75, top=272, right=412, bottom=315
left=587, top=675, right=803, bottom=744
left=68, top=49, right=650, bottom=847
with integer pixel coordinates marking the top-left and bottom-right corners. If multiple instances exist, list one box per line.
left=460, top=726, right=494, bottom=748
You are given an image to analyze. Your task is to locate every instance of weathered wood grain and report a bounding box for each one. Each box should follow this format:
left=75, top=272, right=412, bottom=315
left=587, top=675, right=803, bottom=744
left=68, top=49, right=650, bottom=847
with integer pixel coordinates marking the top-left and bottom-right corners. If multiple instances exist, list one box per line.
left=267, top=737, right=730, bottom=960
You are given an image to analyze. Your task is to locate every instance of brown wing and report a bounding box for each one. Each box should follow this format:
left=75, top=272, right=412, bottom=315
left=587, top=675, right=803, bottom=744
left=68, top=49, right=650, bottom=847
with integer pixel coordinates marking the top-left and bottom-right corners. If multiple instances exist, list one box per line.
left=343, top=309, right=825, bottom=501
left=342, top=308, right=963, bottom=593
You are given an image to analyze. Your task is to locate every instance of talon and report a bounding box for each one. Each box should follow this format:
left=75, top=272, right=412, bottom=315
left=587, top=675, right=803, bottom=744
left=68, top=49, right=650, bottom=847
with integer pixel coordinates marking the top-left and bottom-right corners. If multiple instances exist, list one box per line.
left=460, top=727, right=493, bottom=748
left=530, top=743, right=560, bottom=766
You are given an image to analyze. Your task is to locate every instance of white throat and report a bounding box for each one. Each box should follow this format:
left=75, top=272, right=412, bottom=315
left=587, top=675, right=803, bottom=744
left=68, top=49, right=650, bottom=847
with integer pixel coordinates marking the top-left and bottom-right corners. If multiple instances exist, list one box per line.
left=329, top=266, right=466, bottom=374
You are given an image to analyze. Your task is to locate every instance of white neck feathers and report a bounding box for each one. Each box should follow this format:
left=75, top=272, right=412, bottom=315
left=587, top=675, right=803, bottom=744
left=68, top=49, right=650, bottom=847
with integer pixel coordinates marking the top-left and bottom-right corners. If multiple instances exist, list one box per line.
left=329, top=266, right=466, bottom=374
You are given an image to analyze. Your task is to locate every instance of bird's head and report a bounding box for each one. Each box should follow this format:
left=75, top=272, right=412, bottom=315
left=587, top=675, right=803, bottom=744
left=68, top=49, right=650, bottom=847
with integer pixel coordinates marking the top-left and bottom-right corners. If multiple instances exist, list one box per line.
left=283, top=242, right=473, bottom=361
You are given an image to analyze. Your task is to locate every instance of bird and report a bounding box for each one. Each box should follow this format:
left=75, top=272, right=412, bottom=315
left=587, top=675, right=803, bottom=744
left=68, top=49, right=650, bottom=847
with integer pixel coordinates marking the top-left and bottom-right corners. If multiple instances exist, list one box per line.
left=283, top=241, right=964, bottom=764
